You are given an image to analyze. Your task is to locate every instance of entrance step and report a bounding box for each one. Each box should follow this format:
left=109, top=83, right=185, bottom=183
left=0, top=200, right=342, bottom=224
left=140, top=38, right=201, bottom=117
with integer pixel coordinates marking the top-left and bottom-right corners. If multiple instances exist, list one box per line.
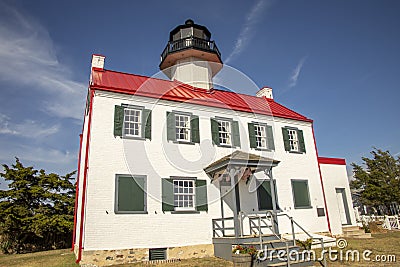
left=342, top=226, right=372, bottom=239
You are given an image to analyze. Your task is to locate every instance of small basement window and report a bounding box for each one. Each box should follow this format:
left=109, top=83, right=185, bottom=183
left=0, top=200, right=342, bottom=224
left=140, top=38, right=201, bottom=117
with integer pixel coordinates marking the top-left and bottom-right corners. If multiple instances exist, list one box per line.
left=149, top=248, right=167, bottom=261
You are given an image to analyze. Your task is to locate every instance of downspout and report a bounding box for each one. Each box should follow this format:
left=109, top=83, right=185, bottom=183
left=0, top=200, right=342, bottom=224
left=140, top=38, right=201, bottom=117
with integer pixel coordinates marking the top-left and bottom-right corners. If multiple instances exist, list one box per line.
left=76, top=89, right=95, bottom=263
left=311, top=124, right=332, bottom=234
left=72, top=133, right=83, bottom=250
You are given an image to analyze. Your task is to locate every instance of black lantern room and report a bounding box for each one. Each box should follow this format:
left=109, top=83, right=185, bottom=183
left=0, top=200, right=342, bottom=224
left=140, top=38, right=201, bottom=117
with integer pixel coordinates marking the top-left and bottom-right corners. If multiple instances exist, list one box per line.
left=160, top=19, right=223, bottom=79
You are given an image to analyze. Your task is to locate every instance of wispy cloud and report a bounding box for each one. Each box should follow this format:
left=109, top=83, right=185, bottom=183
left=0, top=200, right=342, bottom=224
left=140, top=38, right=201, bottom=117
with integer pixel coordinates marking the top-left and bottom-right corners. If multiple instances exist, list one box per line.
left=225, top=0, right=273, bottom=64
left=288, top=57, right=307, bottom=88
left=0, top=3, right=86, bottom=120
left=0, top=113, right=59, bottom=138
left=0, top=144, right=75, bottom=165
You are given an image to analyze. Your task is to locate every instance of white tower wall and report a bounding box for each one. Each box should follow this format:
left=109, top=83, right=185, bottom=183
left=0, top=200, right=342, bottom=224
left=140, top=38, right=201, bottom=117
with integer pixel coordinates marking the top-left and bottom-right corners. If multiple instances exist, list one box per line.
left=171, top=57, right=213, bottom=89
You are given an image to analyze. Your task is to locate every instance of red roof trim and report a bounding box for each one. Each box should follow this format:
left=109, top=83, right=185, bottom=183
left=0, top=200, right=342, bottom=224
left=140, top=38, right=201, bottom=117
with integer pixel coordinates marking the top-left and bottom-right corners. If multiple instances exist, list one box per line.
left=90, top=69, right=313, bottom=122
left=318, top=157, right=346, bottom=165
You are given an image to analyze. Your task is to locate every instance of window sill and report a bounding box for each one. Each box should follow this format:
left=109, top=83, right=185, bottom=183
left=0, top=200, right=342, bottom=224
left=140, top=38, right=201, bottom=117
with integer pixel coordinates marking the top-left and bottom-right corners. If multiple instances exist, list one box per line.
left=293, top=206, right=312, bottom=210
left=171, top=210, right=201, bottom=214
left=254, top=148, right=273, bottom=152
left=288, top=150, right=305, bottom=154
left=115, top=211, right=148, bottom=214
left=173, top=140, right=196, bottom=145
left=217, top=144, right=240, bottom=148
left=120, top=136, right=146, bottom=141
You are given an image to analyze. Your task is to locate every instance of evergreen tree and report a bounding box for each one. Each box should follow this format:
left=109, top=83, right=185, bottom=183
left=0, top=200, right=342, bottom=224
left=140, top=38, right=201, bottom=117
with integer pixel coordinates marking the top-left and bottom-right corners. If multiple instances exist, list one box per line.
left=0, top=158, right=76, bottom=253
left=351, top=148, right=400, bottom=214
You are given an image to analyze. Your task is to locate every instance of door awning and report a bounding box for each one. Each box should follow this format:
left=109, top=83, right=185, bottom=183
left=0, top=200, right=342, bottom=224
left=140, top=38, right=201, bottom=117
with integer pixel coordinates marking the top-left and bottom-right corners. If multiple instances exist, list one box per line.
left=204, top=150, right=280, bottom=179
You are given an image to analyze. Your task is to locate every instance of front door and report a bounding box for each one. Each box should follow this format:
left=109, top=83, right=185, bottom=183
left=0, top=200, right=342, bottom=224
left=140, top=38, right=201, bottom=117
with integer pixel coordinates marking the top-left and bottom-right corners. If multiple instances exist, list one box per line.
left=257, top=179, right=279, bottom=211
left=336, top=188, right=351, bottom=225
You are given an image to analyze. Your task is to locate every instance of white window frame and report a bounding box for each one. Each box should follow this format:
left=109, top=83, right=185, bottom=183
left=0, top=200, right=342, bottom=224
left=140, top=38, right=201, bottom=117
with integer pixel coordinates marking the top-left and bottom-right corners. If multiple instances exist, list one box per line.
left=288, top=129, right=299, bottom=152
left=175, top=114, right=191, bottom=142
left=123, top=108, right=142, bottom=137
left=173, top=179, right=196, bottom=211
left=255, top=124, right=267, bottom=149
left=218, top=120, right=232, bottom=145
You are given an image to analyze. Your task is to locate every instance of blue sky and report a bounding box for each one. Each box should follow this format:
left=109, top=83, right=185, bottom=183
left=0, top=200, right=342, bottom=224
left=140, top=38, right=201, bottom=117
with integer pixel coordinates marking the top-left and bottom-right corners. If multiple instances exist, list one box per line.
left=0, top=0, right=399, bottom=188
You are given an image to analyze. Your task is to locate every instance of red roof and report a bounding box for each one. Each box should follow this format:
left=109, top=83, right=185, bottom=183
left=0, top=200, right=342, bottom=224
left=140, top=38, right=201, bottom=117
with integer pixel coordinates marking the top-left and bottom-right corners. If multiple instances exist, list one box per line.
left=318, top=157, right=346, bottom=165
left=90, top=68, right=312, bottom=122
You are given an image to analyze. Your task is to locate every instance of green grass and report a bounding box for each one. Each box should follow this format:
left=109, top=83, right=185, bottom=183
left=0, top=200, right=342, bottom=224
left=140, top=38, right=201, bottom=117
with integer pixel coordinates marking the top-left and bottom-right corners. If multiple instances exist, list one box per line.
left=0, top=249, right=76, bottom=267
left=313, top=231, right=400, bottom=266
left=1, top=232, right=400, bottom=267
left=115, top=257, right=233, bottom=267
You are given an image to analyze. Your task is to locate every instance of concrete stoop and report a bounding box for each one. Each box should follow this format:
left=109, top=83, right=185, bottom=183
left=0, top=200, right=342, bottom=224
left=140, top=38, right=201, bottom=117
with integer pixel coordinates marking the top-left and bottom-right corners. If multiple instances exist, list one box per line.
left=342, top=226, right=372, bottom=239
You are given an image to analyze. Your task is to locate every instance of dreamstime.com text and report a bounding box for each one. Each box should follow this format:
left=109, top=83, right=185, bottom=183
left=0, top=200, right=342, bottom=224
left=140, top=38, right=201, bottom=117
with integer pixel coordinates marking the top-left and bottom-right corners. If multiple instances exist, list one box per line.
left=256, top=238, right=396, bottom=263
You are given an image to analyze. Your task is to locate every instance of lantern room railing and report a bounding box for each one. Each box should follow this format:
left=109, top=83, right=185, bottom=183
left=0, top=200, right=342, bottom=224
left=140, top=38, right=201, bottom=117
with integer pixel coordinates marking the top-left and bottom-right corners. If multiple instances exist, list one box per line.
left=160, top=36, right=221, bottom=63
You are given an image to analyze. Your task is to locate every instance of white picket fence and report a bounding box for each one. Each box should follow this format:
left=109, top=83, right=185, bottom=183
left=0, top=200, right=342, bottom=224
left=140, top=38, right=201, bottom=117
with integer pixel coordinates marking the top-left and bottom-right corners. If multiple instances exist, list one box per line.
left=382, top=215, right=400, bottom=230
left=359, top=215, right=400, bottom=230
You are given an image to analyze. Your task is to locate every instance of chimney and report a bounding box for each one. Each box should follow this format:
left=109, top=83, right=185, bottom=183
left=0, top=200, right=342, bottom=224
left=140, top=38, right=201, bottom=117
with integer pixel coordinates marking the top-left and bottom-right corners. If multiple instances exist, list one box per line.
left=256, top=86, right=273, bottom=99
left=91, top=54, right=105, bottom=69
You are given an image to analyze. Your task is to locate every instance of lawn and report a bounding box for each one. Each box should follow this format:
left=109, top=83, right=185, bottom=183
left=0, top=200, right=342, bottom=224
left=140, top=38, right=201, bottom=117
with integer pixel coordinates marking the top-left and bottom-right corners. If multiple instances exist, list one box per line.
left=0, top=249, right=76, bottom=267
left=0, top=232, right=399, bottom=267
left=313, top=231, right=400, bottom=266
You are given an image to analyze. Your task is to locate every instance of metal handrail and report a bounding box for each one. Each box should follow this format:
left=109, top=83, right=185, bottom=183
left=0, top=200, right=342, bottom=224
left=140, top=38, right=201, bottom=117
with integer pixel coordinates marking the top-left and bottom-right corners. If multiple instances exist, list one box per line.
left=160, top=36, right=221, bottom=63
left=212, top=217, right=235, bottom=237
left=277, top=213, right=327, bottom=266
left=239, top=211, right=293, bottom=265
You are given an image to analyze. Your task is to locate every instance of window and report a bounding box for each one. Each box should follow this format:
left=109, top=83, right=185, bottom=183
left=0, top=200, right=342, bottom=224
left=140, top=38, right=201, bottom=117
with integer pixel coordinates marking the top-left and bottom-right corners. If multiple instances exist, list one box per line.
left=124, top=108, right=141, bottom=137
left=173, top=180, right=195, bottom=210
left=218, top=120, right=231, bottom=145
left=255, top=124, right=267, bottom=148
left=115, top=175, right=146, bottom=213
left=166, top=112, right=200, bottom=143
left=162, top=178, right=208, bottom=212
left=282, top=127, right=305, bottom=153
left=210, top=118, right=241, bottom=147
left=248, top=123, right=274, bottom=150
left=175, top=114, right=191, bottom=142
left=113, top=105, right=151, bottom=139
left=291, top=179, right=311, bottom=209
left=288, top=129, right=299, bottom=152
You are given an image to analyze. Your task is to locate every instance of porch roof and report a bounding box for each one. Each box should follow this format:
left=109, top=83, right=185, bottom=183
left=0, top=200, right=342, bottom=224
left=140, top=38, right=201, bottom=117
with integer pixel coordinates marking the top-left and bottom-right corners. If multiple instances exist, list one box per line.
left=203, top=150, right=280, bottom=177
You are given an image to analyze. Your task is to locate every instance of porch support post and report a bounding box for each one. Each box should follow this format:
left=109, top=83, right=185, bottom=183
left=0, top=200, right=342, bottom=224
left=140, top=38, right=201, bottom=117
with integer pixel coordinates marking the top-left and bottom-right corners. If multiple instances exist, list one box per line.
left=219, top=179, right=225, bottom=236
left=266, top=168, right=279, bottom=235
left=229, top=166, right=240, bottom=238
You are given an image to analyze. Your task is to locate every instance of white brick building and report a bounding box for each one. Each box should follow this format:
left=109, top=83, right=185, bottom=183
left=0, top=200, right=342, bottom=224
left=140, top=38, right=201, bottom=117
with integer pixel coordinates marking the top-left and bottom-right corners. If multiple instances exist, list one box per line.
left=73, top=20, right=356, bottom=266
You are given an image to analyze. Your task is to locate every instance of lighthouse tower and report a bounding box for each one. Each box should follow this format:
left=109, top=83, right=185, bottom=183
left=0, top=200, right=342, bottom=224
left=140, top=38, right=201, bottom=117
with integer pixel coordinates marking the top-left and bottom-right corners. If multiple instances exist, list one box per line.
left=159, top=19, right=223, bottom=90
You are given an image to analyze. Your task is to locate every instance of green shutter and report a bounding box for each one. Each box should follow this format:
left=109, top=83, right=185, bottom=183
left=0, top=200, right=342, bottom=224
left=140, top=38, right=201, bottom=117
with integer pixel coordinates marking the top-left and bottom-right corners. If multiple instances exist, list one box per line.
left=191, top=115, right=200, bottom=143
left=162, top=178, right=174, bottom=211
left=232, top=120, right=241, bottom=147
left=210, top=118, right=220, bottom=146
left=282, top=127, right=290, bottom=151
left=142, top=109, right=152, bottom=139
left=166, top=112, right=176, bottom=142
left=195, top=179, right=208, bottom=211
left=117, top=176, right=145, bottom=212
left=298, top=130, right=306, bottom=153
left=292, top=180, right=311, bottom=208
left=248, top=123, right=257, bottom=148
left=266, top=125, right=275, bottom=150
left=114, top=105, right=125, bottom=137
